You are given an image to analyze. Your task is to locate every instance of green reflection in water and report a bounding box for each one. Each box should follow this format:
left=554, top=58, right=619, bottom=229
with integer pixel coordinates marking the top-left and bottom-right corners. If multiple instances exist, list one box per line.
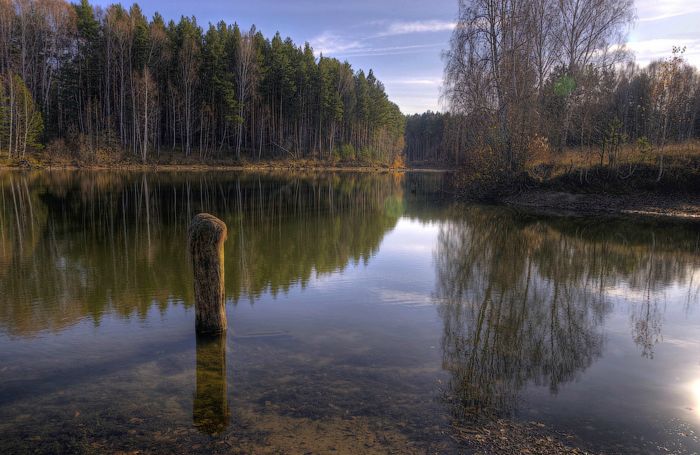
left=0, top=171, right=405, bottom=336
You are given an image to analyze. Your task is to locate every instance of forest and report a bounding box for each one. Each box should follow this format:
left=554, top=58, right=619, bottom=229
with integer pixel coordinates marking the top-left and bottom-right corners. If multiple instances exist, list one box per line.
left=406, top=0, right=700, bottom=186
left=0, top=0, right=405, bottom=165
left=406, top=57, right=700, bottom=166
left=2, top=0, right=700, bottom=183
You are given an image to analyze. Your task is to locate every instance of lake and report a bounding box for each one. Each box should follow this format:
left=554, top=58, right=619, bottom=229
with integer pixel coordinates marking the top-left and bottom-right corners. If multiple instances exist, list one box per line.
left=1, top=170, right=699, bottom=454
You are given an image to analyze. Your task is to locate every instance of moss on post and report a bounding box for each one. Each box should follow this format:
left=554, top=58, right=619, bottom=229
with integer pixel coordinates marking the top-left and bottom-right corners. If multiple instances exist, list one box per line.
left=188, top=213, right=228, bottom=335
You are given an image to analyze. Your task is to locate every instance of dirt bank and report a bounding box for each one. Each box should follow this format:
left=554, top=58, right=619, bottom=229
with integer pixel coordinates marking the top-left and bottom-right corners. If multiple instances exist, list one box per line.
left=503, top=190, right=700, bottom=221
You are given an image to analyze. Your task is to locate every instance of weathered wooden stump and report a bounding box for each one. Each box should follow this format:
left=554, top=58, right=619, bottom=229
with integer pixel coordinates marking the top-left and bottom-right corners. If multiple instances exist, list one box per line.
left=188, top=213, right=228, bottom=335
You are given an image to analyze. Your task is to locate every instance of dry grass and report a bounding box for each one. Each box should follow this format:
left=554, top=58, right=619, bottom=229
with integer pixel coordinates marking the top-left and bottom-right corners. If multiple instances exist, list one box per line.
left=519, top=139, right=700, bottom=197
left=526, top=140, right=700, bottom=178
left=450, top=139, right=700, bottom=204
left=0, top=146, right=405, bottom=172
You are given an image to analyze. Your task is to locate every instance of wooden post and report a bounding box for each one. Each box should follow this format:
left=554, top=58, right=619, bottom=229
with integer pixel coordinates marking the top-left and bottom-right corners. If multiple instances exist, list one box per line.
left=188, top=213, right=227, bottom=335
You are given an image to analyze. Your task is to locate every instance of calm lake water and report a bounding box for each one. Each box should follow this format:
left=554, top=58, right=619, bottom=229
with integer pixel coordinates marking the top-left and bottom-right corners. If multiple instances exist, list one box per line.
left=1, top=170, right=699, bottom=454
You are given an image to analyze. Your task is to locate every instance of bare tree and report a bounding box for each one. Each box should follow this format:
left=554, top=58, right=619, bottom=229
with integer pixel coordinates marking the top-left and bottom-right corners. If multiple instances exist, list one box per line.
left=0, top=1, right=13, bottom=157
left=444, top=0, right=635, bottom=164
left=556, top=0, right=634, bottom=73
left=444, top=0, right=538, bottom=171
left=0, top=0, right=12, bottom=76
left=135, top=68, right=157, bottom=162
left=235, top=26, right=258, bottom=160
left=531, top=0, right=560, bottom=94
left=33, top=0, right=75, bottom=115
left=179, top=24, right=200, bottom=156
left=554, top=0, right=634, bottom=147
left=649, top=47, right=688, bottom=180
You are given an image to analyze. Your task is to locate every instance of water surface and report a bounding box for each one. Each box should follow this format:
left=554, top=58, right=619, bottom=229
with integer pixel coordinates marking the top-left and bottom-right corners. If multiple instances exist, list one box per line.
left=0, top=171, right=699, bottom=454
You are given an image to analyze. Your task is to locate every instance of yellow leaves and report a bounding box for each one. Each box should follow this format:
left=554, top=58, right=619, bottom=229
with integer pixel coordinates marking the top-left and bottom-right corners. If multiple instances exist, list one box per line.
left=0, top=73, right=44, bottom=157
left=390, top=154, right=406, bottom=170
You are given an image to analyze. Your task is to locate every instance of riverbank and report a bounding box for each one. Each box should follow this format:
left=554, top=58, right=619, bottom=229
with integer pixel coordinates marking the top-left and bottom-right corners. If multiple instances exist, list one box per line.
left=3, top=155, right=697, bottom=221
left=0, top=157, right=399, bottom=173
left=502, top=190, right=700, bottom=220
left=0, top=154, right=457, bottom=173
left=451, top=150, right=700, bottom=221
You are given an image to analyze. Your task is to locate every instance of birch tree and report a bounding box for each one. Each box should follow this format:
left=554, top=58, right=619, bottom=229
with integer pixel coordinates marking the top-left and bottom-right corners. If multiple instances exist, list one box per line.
left=235, top=26, right=258, bottom=160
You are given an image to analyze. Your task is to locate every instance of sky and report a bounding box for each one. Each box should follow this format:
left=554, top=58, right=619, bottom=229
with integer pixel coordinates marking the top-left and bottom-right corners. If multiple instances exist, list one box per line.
left=89, top=0, right=700, bottom=115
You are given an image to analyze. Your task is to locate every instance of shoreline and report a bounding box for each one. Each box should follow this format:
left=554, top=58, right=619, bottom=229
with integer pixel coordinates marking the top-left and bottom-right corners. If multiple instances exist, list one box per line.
left=501, top=190, right=700, bottom=221
left=2, top=163, right=697, bottom=221
left=0, top=162, right=451, bottom=173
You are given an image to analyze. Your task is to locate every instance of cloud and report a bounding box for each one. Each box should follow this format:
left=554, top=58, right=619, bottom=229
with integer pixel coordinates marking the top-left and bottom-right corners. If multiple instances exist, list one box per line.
left=385, top=78, right=442, bottom=86
left=310, top=32, right=442, bottom=58
left=388, top=93, right=444, bottom=115
left=635, top=0, right=700, bottom=22
left=333, top=43, right=443, bottom=58
left=627, top=38, right=700, bottom=66
left=308, top=19, right=454, bottom=113
left=310, top=18, right=453, bottom=58
left=378, top=20, right=456, bottom=37
left=310, top=31, right=362, bottom=55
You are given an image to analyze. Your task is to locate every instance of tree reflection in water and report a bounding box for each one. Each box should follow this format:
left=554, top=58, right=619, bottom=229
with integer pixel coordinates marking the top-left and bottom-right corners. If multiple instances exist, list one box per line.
left=0, top=171, right=404, bottom=336
left=434, top=207, right=700, bottom=418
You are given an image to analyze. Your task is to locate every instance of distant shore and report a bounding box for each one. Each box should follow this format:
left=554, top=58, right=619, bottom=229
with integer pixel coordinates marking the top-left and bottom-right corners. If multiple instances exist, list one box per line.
left=0, top=158, right=452, bottom=173
left=3, top=159, right=697, bottom=221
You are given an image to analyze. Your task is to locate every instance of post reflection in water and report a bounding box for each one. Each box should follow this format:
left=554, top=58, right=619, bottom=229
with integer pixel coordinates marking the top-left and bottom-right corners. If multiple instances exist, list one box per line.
left=193, top=333, right=229, bottom=435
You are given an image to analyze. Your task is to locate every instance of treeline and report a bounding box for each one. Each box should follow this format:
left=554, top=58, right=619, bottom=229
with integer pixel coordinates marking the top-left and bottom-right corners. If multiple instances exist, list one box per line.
left=405, top=112, right=469, bottom=164
left=406, top=58, right=700, bottom=165
left=0, top=0, right=405, bottom=164
left=408, top=0, right=700, bottom=179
